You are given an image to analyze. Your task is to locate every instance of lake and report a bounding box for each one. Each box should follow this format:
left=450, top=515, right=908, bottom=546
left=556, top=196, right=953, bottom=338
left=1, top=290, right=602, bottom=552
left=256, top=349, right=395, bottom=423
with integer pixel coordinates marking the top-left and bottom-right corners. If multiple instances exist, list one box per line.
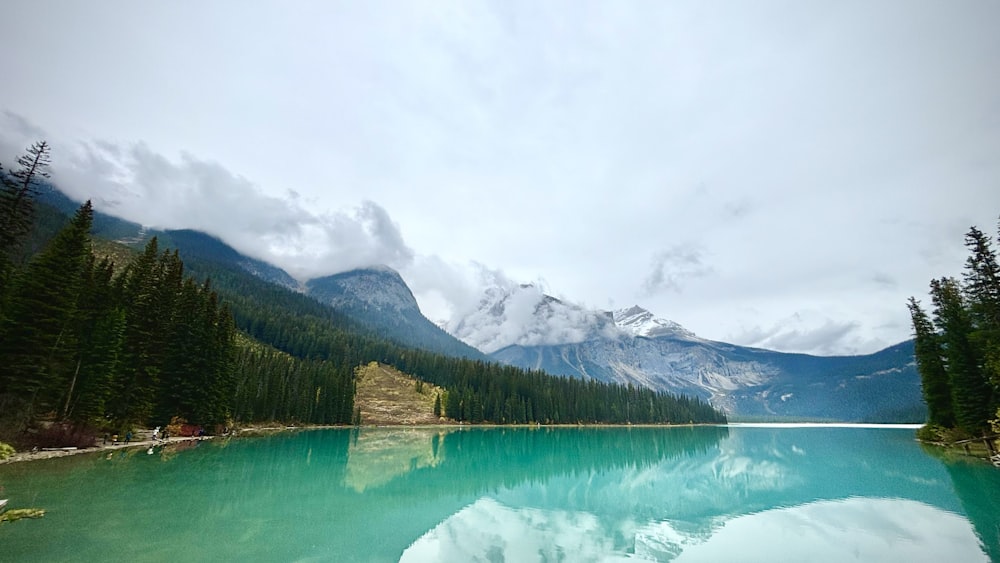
left=1, top=425, right=998, bottom=562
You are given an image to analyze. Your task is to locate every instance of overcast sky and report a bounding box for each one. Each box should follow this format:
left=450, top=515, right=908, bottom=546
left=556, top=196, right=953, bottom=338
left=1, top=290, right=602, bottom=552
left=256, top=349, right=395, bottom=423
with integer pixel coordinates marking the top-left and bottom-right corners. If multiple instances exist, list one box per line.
left=2, top=1, right=999, bottom=356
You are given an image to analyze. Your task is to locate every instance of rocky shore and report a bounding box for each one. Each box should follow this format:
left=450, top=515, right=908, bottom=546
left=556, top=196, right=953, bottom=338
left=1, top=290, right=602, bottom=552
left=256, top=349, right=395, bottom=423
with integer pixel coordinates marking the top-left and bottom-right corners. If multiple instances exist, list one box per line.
left=0, top=435, right=214, bottom=465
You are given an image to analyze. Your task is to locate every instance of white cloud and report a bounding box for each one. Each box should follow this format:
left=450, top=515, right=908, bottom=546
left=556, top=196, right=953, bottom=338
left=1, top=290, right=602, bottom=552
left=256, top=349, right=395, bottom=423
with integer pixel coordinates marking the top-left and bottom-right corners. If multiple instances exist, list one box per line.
left=731, top=314, right=868, bottom=356
left=2, top=2, right=999, bottom=355
left=0, top=120, right=416, bottom=281
left=643, top=244, right=714, bottom=296
left=443, top=278, right=619, bottom=354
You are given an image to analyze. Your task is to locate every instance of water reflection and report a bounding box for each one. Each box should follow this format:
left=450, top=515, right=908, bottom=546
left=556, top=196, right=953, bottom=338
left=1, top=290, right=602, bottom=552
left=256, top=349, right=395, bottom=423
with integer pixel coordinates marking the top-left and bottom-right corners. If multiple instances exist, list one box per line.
left=642, top=498, right=985, bottom=562
left=344, top=429, right=447, bottom=492
left=0, top=426, right=997, bottom=562
left=401, top=497, right=986, bottom=563
left=942, top=458, right=1000, bottom=561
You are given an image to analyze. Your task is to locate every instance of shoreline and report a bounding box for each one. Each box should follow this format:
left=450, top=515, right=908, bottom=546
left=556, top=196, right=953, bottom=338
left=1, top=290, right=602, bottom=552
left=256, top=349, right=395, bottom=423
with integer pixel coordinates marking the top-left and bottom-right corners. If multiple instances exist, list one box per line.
left=0, top=435, right=215, bottom=465
left=0, top=422, right=698, bottom=465
left=0, top=421, right=925, bottom=466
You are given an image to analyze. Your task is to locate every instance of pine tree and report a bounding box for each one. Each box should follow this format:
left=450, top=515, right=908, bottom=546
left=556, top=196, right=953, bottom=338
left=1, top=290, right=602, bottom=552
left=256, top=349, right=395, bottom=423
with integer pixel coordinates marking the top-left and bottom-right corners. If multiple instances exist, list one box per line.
left=111, top=237, right=168, bottom=425
left=907, top=297, right=954, bottom=427
left=0, top=142, right=50, bottom=255
left=0, top=142, right=52, bottom=313
left=930, top=277, right=993, bottom=434
left=0, top=201, right=93, bottom=424
left=156, top=276, right=203, bottom=423
left=64, top=255, right=125, bottom=423
left=962, top=225, right=1000, bottom=393
left=445, top=388, right=460, bottom=420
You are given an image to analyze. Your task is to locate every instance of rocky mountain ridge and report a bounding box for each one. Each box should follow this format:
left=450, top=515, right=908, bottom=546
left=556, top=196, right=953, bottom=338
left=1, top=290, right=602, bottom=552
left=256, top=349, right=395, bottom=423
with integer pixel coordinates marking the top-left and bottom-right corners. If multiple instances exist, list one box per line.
left=451, top=284, right=922, bottom=421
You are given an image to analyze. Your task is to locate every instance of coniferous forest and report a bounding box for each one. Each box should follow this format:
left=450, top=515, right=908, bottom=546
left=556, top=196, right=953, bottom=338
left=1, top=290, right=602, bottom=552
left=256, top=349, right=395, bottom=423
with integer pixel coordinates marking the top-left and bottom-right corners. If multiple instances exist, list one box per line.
left=0, top=142, right=725, bottom=446
left=908, top=221, right=1000, bottom=440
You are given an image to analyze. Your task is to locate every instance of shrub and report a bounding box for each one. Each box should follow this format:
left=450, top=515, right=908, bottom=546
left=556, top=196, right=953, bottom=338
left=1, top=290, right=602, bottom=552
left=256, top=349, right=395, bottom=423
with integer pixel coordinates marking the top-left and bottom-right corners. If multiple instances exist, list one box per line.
left=916, top=424, right=971, bottom=444
left=0, top=441, right=15, bottom=460
left=27, top=423, right=98, bottom=449
left=165, top=416, right=187, bottom=439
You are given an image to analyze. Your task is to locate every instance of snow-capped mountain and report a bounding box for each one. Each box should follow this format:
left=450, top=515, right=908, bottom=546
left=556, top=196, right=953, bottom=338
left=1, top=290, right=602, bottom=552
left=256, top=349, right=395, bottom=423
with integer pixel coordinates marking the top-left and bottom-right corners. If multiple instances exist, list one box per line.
left=444, top=283, right=619, bottom=354
left=449, top=286, right=923, bottom=422
left=612, top=305, right=697, bottom=339
left=444, top=283, right=704, bottom=354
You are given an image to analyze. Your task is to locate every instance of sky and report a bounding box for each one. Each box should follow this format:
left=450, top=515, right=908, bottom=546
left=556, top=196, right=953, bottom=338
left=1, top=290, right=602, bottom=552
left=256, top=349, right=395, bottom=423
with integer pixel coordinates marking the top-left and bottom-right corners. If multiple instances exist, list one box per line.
left=1, top=1, right=999, bottom=356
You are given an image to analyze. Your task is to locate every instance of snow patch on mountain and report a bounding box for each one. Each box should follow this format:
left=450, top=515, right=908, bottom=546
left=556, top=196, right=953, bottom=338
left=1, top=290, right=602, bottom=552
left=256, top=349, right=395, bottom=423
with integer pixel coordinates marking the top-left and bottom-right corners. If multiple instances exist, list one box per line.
left=444, top=284, right=620, bottom=354
left=613, top=305, right=697, bottom=339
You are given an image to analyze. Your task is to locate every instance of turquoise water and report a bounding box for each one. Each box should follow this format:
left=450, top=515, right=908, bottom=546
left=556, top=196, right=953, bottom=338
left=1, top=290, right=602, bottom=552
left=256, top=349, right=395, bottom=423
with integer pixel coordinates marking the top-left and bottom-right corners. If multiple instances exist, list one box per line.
left=0, top=425, right=997, bottom=562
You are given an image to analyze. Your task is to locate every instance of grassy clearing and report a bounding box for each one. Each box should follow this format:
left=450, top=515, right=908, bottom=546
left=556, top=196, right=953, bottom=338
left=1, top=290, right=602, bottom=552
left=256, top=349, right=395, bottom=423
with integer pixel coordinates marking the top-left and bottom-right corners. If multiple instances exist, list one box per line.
left=353, top=362, right=446, bottom=425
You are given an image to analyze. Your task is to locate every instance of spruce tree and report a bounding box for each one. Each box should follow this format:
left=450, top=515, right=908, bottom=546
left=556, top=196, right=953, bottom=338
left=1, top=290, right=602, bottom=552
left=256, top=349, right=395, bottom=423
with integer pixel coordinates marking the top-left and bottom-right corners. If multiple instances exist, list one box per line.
left=930, top=278, right=993, bottom=434
left=907, top=297, right=954, bottom=427
left=64, top=255, right=125, bottom=423
left=0, top=142, right=50, bottom=255
left=962, top=225, right=1000, bottom=393
left=112, top=237, right=167, bottom=425
left=0, top=142, right=52, bottom=313
left=0, top=201, right=93, bottom=424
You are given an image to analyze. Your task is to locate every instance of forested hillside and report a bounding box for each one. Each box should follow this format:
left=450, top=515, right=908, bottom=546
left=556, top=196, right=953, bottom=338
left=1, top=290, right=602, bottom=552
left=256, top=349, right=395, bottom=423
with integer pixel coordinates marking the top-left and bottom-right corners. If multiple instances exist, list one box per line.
left=177, top=240, right=726, bottom=426
left=0, top=143, right=726, bottom=446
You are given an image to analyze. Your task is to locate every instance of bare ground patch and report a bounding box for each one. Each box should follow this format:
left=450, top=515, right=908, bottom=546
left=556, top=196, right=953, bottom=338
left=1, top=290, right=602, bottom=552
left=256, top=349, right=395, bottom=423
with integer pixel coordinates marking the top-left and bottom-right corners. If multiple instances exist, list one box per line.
left=353, top=362, right=446, bottom=425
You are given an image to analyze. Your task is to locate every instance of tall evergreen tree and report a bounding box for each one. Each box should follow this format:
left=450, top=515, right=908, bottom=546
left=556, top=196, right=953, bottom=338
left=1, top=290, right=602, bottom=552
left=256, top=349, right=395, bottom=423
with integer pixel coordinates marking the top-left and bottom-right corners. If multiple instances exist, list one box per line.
left=0, top=142, right=52, bottom=313
left=111, top=237, right=168, bottom=425
left=907, top=297, right=954, bottom=427
left=930, top=277, right=993, bottom=434
left=65, top=256, right=125, bottom=423
left=0, top=201, right=93, bottom=425
left=962, top=225, right=1000, bottom=393
left=0, top=142, right=50, bottom=254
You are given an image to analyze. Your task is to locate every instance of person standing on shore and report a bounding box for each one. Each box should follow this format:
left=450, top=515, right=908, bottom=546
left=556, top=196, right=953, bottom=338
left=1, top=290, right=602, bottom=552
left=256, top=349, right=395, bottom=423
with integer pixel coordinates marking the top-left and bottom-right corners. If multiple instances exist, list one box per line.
left=124, top=431, right=132, bottom=444
left=152, top=427, right=160, bottom=442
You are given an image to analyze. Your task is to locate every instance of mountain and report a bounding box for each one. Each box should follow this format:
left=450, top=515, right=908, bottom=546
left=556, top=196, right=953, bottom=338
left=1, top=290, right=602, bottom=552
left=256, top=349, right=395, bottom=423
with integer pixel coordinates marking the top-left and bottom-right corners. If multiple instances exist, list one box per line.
left=154, top=231, right=485, bottom=360
left=307, top=268, right=487, bottom=360
left=159, top=229, right=300, bottom=290
left=451, top=288, right=923, bottom=422
left=33, top=184, right=918, bottom=421
left=33, top=185, right=303, bottom=291
left=613, top=305, right=696, bottom=339
left=33, top=183, right=147, bottom=242
left=444, top=283, right=619, bottom=354
left=33, top=185, right=486, bottom=361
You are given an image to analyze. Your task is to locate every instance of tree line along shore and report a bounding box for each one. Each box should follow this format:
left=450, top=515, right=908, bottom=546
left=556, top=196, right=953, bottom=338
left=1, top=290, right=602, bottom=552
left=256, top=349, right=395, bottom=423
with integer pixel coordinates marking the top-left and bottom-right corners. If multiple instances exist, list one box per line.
left=908, top=220, right=1000, bottom=460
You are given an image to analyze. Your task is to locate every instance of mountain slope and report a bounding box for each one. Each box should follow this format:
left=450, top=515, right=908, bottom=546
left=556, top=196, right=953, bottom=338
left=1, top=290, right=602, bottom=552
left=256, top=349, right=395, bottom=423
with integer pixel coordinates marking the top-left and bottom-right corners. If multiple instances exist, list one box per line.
left=453, top=288, right=923, bottom=422
left=159, top=229, right=300, bottom=290
left=118, top=227, right=484, bottom=361
left=353, top=362, right=444, bottom=425
left=445, top=284, right=618, bottom=354
left=307, top=268, right=487, bottom=360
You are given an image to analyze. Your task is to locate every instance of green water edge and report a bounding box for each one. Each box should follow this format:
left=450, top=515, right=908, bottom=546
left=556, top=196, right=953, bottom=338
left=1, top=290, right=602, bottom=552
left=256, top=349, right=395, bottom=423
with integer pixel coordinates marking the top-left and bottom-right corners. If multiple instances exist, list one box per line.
left=1, top=425, right=998, bottom=562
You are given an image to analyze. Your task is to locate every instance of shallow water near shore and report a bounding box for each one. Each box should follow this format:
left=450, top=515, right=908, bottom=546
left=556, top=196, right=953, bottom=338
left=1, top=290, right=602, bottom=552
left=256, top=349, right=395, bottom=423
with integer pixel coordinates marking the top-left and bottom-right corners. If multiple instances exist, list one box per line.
left=1, top=425, right=998, bottom=562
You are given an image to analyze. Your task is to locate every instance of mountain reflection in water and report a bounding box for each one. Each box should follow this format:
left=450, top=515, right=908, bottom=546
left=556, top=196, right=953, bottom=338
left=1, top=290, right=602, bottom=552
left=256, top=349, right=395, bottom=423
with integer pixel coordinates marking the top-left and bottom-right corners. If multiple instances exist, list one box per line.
left=0, top=425, right=996, bottom=562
